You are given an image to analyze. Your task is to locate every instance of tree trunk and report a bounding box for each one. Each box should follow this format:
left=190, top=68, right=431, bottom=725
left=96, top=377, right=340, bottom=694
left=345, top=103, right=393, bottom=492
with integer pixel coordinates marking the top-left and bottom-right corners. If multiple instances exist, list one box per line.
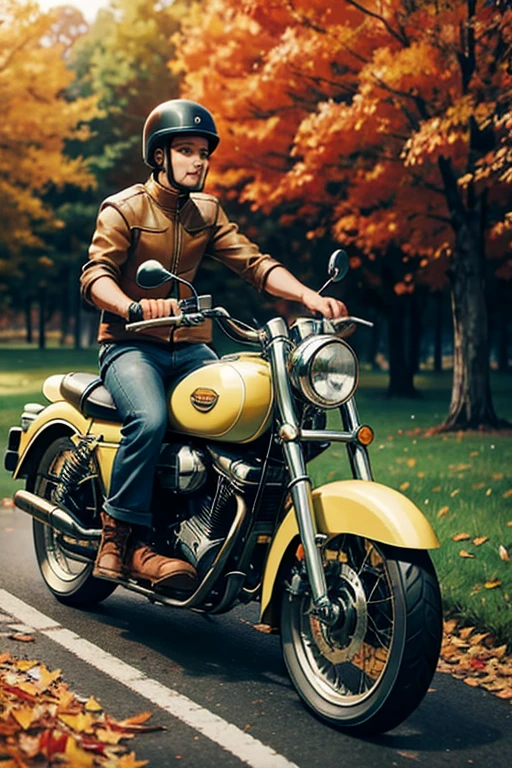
left=409, top=289, right=424, bottom=375
left=434, top=292, right=443, bottom=372
left=25, top=297, right=33, bottom=344
left=386, top=298, right=419, bottom=398
left=497, top=319, right=509, bottom=372
left=38, top=284, right=46, bottom=350
left=369, top=312, right=381, bottom=371
left=444, top=260, right=498, bottom=428
left=60, top=266, right=71, bottom=346
left=74, top=297, right=82, bottom=350
left=436, top=157, right=505, bottom=430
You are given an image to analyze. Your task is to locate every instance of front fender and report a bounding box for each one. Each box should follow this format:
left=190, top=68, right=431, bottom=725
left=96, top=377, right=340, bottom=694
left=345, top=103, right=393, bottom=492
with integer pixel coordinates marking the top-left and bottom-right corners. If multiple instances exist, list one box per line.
left=260, top=479, right=439, bottom=625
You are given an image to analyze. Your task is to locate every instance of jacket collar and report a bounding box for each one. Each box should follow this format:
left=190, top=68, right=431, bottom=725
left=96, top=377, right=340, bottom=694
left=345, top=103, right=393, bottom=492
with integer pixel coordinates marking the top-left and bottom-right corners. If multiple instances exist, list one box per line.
left=145, top=175, right=188, bottom=213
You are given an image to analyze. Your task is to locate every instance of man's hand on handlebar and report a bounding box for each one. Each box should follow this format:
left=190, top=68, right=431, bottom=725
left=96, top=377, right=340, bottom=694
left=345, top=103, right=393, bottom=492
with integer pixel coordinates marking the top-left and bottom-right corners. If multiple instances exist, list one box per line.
left=126, top=298, right=180, bottom=323
left=139, top=298, right=179, bottom=320
left=302, top=291, right=348, bottom=320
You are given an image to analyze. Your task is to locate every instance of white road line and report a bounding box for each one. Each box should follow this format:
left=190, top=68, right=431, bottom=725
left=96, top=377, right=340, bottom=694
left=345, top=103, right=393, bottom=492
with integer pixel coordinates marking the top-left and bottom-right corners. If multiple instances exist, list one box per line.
left=0, top=589, right=299, bottom=768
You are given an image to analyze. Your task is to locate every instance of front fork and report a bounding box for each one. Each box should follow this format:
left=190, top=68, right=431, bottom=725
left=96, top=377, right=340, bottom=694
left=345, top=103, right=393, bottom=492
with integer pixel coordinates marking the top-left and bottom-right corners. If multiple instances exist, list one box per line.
left=266, top=319, right=372, bottom=625
left=341, top=399, right=374, bottom=482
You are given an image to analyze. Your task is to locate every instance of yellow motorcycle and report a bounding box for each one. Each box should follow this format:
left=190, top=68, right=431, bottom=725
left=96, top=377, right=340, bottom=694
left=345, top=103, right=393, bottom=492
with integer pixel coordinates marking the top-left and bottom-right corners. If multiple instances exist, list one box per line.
left=5, top=251, right=442, bottom=734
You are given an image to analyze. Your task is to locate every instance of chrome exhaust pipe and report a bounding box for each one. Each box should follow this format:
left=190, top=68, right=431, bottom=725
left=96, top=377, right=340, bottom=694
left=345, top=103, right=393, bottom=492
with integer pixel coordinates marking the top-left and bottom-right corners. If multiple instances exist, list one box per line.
left=14, top=490, right=101, bottom=541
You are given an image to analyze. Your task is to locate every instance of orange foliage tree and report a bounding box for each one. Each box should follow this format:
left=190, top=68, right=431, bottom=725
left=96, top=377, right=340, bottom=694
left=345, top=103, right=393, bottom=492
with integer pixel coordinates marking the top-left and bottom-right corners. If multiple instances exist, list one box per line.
left=173, top=0, right=512, bottom=428
left=0, top=1, right=98, bottom=260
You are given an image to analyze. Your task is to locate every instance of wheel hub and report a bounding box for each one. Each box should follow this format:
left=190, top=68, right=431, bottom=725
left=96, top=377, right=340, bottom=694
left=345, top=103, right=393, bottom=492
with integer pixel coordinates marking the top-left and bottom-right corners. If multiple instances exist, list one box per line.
left=310, top=563, right=368, bottom=663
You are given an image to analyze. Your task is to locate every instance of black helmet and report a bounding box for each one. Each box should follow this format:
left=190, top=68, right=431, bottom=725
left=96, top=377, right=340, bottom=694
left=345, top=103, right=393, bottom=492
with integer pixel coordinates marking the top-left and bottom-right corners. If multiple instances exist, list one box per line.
left=143, top=99, right=220, bottom=168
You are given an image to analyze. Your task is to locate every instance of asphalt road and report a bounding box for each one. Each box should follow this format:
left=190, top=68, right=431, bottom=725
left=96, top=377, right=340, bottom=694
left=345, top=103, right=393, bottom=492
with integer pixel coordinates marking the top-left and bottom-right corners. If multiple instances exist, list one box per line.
left=1, top=503, right=511, bottom=768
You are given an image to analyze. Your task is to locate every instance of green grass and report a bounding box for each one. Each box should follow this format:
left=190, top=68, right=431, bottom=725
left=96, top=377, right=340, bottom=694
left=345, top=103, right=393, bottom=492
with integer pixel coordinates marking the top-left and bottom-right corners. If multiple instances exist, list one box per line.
left=1, top=348, right=511, bottom=643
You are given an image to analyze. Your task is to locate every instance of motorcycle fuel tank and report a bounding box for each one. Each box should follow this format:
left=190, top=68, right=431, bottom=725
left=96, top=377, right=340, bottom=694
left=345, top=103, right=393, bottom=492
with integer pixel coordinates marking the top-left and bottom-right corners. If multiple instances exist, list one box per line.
left=167, top=353, right=273, bottom=443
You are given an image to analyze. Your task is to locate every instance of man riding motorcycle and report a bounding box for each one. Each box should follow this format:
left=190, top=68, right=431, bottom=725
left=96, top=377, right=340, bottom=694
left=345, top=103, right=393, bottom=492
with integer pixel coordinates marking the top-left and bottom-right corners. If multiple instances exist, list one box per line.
left=80, top=98, right=348, bottom=592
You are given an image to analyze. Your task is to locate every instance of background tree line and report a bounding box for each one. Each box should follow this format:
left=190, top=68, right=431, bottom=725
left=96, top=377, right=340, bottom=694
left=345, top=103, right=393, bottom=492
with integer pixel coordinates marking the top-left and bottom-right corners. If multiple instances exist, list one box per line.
left=0, top=0, right=511, bottom=432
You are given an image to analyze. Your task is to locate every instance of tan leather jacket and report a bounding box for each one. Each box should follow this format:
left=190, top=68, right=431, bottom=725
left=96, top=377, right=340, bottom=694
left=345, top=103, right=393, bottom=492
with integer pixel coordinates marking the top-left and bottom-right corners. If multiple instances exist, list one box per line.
left=81, top=176, right=281, bottom=345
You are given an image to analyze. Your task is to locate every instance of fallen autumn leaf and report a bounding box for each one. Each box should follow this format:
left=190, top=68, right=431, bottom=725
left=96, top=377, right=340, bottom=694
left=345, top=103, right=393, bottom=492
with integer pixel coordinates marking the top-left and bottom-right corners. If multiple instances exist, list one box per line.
left=0, top=653, right=161, bottom=766
left=484, top=579, right=502, bottom=590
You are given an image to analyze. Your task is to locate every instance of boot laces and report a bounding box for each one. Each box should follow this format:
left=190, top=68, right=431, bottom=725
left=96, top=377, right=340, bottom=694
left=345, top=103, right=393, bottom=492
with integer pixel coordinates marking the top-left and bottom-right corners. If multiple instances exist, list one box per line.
left=102, top=519, right=131, bottom=555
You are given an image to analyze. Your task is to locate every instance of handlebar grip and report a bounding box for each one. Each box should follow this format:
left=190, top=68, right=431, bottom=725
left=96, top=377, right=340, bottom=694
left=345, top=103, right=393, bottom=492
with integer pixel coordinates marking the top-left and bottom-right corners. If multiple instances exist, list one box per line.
left=125, top=314, right=184, bottom=332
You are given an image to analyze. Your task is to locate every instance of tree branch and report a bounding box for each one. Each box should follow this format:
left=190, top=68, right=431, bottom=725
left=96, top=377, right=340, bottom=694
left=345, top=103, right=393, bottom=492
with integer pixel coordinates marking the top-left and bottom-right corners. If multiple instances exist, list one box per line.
left=457, top=0, right=477, bottom=93
left=346, top=0, right=409, bottom=46
left=372, top=73, right=430, bottom=121
left=409, top=173, right=445, bottom=195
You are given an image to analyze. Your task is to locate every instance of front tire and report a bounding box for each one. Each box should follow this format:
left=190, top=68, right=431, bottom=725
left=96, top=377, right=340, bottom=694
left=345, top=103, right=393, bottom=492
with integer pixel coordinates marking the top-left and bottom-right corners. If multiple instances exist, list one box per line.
left=281, top=535, right=441, bottom=734
left=31, top=437, right=116, bottom=607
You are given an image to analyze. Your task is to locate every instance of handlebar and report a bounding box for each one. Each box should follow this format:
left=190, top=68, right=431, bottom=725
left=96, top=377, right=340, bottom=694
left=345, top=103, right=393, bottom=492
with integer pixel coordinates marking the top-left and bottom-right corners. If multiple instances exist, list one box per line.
left=214, top=310, right=261, bottom=344
left=125, top=304, right=262, bottom=344
left=331, top=316, right=374, bottom=332
left=125, top=304, right=371, bottom=342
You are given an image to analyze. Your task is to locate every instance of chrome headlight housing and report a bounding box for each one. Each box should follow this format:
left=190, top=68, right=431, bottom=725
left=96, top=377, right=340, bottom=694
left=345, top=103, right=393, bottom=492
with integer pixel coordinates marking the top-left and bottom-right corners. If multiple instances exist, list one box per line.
left=288, top=335, right=359, bottom=409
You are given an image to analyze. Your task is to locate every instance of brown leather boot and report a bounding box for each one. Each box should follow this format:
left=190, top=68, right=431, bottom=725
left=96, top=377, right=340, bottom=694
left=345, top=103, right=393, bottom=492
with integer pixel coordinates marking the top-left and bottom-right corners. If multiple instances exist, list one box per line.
left=126, top=541, right=198, bottom=592
left=93, top=512, right=131, bottom=582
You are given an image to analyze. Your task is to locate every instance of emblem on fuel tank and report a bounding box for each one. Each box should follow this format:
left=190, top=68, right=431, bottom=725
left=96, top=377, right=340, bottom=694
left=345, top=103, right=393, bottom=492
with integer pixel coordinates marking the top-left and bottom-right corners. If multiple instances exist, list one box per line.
left=190, top=387, right=219, bottom=412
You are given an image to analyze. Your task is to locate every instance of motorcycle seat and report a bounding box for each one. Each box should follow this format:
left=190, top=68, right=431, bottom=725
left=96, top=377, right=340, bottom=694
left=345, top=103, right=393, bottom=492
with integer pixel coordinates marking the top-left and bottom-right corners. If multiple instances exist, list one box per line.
left=60, top=372, right=120, bottom=422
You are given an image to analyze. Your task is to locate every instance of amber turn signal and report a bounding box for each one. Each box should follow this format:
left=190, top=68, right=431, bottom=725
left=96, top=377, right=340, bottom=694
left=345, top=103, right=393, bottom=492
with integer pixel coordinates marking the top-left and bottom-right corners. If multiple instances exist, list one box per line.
left=356, top=425, right=374, bottom=445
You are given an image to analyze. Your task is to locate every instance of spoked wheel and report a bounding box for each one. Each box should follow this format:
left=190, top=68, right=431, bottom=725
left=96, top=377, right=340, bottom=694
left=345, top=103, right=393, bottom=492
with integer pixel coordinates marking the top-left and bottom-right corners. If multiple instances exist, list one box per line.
left=31, top=437, right=116, bottom=607
left=281, top=535, right=442, bottom=734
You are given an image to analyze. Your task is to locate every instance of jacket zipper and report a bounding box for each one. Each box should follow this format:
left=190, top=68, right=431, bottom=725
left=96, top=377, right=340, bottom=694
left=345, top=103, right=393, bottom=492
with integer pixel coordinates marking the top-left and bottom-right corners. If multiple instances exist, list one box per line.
left=171, top=220, right=183, bottom=296
left=169, top=219, right=183, bottom=342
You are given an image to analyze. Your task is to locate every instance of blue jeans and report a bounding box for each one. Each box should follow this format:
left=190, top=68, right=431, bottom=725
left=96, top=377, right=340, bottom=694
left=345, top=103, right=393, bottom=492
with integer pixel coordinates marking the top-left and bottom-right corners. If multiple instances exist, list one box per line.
left=99, top=341, right=218, bottom=527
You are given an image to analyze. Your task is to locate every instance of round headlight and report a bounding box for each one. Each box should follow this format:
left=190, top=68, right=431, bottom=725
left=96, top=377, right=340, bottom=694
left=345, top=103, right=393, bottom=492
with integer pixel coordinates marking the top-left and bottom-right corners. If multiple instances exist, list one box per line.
left=288, top=335, right=359, bottom=408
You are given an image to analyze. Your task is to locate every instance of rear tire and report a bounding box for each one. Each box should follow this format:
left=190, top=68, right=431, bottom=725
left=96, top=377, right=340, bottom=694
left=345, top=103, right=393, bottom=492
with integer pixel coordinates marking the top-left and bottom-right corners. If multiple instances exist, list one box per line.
left=31, top=437, right=116, bottom=607
left=281, top=535, right=441, bottom=734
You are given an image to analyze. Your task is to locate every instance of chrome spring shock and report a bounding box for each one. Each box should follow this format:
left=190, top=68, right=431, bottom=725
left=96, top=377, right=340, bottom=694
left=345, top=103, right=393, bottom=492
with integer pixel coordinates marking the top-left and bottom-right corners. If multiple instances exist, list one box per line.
left=52, top=437, right=99, bottom=507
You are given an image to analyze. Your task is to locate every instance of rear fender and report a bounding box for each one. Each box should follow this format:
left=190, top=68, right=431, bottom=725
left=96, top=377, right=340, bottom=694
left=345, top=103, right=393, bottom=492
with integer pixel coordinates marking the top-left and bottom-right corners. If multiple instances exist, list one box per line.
left=13, top=402, right=90, bottom=480
left=260, top=480, right=439, bottom=626
left=14, top=402, right=122, bottom=493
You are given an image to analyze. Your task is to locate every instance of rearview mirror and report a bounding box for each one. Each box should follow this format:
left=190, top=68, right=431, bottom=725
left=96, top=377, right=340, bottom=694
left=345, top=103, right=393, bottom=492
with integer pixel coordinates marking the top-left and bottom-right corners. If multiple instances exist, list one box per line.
left=136, top=260, right=173, bottom=289
left=327, top=249, right=349, bottom=283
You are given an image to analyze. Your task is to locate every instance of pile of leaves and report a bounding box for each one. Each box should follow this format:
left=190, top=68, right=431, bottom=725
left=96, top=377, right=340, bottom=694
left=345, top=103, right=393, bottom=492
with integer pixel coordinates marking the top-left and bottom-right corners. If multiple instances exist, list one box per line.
left=0, top=652, right=161, bottom=767
left=438, top=619, right=512, bottom=701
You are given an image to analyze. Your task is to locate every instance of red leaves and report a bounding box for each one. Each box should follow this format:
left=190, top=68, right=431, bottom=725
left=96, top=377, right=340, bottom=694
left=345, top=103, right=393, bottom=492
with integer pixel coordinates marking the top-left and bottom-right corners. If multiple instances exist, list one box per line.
left=439, top=620, right=512, bottom=701
left=38, top=728, right=68, bottom=758
left=0, top=654, right=161, bottom=766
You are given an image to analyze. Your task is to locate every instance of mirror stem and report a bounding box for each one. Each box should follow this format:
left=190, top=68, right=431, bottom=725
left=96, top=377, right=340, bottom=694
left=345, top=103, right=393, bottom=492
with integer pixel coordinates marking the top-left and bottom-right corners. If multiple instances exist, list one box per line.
left=317, top=272, right=338, bottom=295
